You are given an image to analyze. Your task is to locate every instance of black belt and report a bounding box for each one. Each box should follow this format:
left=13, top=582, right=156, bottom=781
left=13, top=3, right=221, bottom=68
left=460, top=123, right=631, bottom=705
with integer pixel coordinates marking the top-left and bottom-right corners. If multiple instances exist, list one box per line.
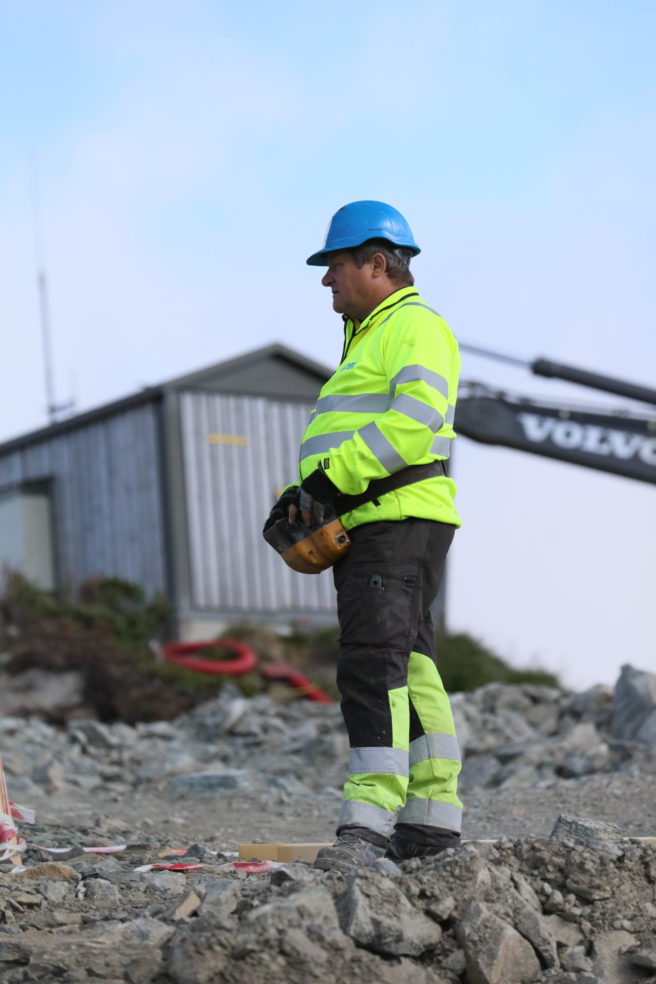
left=334, top=459, right=446, bottom=517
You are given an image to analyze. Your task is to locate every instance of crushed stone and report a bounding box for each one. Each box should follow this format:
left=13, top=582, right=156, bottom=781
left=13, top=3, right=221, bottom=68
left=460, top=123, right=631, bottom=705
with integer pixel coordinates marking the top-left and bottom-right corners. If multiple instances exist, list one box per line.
left=0, top=666, right=655, bottom=982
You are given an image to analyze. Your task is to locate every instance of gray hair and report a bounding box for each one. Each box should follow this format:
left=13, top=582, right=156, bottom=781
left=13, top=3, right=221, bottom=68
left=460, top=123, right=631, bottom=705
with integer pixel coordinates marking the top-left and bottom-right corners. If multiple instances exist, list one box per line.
left=349, top=238, right=415, bottom=286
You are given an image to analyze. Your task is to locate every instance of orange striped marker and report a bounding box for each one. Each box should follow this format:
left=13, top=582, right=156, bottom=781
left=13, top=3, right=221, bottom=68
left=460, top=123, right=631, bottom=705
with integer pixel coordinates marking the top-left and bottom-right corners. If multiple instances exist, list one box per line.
left=0, top=758, right=22, bottom=867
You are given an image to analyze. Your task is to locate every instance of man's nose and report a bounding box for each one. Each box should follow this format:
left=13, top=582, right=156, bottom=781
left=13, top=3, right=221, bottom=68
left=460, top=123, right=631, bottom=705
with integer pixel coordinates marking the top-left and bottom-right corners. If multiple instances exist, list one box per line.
left=321, top=270, right=333, bottom=287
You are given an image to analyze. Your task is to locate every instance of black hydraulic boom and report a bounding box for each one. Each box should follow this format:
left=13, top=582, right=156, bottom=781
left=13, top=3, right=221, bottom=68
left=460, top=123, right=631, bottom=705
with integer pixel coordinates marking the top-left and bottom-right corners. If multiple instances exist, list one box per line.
left=455, top=386, right=656, bottom=485
left=460, top=342, right=656, bottom=408
left=531, top=358, right=656, bottom=408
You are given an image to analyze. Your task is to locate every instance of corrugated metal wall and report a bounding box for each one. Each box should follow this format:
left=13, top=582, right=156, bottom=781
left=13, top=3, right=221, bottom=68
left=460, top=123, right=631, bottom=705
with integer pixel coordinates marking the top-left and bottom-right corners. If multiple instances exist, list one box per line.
left=180, top=391, right=335, bottom=613
left=0, top=402, right=167, bottom=594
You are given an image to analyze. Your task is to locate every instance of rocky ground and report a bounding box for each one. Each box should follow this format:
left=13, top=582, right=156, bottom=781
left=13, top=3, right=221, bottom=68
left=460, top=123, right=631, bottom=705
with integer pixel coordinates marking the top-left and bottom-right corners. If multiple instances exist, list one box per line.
left=1, top=663, right=655, bottom=983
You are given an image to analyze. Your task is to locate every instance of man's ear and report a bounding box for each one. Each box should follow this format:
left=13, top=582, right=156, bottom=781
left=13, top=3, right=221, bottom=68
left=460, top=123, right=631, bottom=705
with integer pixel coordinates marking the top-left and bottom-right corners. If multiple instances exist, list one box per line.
left=370, top=251, right=388, bottom=278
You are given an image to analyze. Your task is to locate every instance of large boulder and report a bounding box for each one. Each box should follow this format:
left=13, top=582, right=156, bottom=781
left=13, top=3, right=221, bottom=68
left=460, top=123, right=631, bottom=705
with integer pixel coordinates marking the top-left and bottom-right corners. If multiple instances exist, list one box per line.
left=611, top=664, right=656, bottom=742
left=457, top=901, right=541, bottom=984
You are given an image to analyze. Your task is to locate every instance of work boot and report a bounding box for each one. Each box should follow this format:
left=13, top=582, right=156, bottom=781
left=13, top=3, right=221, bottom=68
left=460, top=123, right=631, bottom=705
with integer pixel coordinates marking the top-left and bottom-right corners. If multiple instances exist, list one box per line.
left=312, top=827, right=387, bottom=875
left=387, top=822, right=461, bottom=861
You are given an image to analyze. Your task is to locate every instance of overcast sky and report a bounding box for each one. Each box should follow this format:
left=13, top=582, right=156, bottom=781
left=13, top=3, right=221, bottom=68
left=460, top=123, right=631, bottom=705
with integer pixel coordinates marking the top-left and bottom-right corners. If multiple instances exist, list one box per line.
left=1, top=0, right=655, bottom=689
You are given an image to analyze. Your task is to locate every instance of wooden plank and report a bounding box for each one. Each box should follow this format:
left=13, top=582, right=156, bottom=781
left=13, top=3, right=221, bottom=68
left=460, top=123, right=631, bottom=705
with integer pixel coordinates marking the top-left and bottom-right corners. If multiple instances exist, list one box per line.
left=276, top=844, right=331, bottom=863
left=239, top=836, right=656, bottom=865
left=239, top=843, right=331, bottom=863
left=239, top=843, right=279, bottom=862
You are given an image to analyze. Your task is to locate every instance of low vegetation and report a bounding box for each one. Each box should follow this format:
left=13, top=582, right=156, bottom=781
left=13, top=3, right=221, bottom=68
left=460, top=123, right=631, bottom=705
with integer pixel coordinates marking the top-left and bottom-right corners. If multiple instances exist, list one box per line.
left=0, top=572, right=560, bottom=724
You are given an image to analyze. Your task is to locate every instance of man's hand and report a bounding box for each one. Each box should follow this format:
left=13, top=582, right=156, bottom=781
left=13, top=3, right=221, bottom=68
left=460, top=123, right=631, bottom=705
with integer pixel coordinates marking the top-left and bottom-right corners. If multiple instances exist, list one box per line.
left=289, top=467, right=338, bottom=526
left=263, top=486, right=299, bottom=533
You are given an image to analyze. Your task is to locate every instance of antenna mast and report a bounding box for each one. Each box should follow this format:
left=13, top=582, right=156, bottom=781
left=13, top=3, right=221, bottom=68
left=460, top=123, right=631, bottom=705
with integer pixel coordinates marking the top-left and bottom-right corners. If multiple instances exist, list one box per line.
left=30, top=153, right=73, bottom=424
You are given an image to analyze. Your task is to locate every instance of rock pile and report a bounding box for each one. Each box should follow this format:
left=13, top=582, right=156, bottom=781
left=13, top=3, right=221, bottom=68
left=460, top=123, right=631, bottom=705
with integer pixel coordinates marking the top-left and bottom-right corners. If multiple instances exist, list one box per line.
left=1, top=819, right=654, bottom=983
left=0, top=663, right=655, bottom=982
left=454, top=663, right=656, bottom=791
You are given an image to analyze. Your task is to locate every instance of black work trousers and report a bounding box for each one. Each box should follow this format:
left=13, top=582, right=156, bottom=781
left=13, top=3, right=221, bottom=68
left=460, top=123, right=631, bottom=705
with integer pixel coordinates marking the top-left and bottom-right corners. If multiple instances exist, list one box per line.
left=332, top=518, right=462, bottom=838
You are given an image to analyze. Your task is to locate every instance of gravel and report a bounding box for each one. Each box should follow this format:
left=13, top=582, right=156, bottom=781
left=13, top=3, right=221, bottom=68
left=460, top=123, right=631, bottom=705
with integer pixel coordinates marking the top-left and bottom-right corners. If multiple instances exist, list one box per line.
left=1, top=663, right=655, bottom=983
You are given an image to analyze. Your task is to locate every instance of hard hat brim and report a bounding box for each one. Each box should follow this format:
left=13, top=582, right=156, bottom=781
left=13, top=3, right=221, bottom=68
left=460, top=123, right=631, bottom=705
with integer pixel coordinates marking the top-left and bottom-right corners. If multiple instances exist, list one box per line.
left=306, top=240, right=421, bottom=266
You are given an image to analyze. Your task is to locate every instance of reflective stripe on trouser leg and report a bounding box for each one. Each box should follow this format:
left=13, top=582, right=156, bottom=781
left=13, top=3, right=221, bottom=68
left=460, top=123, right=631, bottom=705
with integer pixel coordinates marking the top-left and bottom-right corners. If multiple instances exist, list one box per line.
left=396, top=649, right=463, bottom=832
left=340, top=684, right=409, bottom=837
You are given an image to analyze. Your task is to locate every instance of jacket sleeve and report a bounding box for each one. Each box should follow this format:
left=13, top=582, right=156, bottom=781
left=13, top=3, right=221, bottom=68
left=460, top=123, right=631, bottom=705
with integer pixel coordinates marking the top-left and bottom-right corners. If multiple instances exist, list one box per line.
left=325, top=307, right=459, bottom=495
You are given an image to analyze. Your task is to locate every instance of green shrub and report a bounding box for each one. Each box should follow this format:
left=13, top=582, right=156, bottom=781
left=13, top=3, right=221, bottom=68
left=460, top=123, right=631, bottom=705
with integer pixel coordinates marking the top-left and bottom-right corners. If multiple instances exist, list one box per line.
left=223, top=624, right=560, bottom=698
left=435, top=632, right=561, bottom=692
left=0, top=571, right=171, bottom=648
left=0, top=570, right=58, bottom=638
left=73, top=576, right=171, bottom=645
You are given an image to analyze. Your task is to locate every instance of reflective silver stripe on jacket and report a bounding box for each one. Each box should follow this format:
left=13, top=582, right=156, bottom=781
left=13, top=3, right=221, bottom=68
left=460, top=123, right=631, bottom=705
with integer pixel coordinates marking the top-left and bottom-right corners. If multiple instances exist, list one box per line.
left=396, top=798, right=462, bottom=832
left=390, top=364, right=450, bottom=400
left=300, top=431, right=355, bottom=458
left=445, top=404, right=456, bottom=425
left=302, top=426, right=451, bottom=466
left=409, top=733, right=461, bottom=767
left=301, top=419, right=453, bottom=464
left=430, top=435, right=452, bottom=458
left=391, top=393, right=444, bottom=432
left=314, top=394, right=390, bottom=415
left=338, top=800, right=396, bottom=837
left=359, top=422, right=407, bottom=473
left=314, top=391, right=444, bottom=433
left=349, top=746, right=409, bottom=777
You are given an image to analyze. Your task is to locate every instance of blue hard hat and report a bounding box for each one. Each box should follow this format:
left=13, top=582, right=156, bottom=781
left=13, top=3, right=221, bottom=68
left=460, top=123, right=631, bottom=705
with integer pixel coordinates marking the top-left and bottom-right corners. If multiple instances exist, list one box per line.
left=306, top=200, right=421, bottom=266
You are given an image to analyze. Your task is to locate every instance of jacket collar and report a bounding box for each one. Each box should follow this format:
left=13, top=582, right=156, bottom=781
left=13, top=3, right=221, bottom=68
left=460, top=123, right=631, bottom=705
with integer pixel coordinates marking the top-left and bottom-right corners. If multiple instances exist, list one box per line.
left=359, top=286, right=419, bottom=332
left=343, top=286, right=419, bottom=334
left=341, top=286, right=419, bottom=362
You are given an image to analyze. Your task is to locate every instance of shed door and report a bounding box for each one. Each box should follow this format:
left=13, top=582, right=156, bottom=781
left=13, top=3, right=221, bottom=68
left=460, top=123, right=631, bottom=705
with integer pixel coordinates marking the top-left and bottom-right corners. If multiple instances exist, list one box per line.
left=0, top=483, right=55, bottom=590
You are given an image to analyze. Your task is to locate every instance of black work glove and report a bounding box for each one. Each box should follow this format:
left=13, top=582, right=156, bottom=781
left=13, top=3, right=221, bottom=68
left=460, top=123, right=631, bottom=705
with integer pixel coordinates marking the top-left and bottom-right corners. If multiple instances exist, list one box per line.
left=292, top=467, right=338, bottom=526
left=263, top=485, right=299, bottom=533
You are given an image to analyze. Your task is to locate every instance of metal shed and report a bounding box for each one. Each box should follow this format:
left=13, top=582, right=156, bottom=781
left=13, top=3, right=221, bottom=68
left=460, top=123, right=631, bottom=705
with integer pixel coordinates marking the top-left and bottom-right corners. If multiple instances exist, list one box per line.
left=0, top=344, right=336, bottom=638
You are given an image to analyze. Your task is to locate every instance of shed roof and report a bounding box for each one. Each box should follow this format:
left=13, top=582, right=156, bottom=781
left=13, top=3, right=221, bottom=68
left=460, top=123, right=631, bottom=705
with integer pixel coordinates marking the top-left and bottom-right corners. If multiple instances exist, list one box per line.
left=0, top=343, right=331, bottom=456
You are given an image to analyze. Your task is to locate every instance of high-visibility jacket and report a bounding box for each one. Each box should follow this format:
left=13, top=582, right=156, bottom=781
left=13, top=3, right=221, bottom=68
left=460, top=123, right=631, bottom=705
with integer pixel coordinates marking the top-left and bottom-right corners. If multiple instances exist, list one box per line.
left=299, top=286, right=461, bottom=530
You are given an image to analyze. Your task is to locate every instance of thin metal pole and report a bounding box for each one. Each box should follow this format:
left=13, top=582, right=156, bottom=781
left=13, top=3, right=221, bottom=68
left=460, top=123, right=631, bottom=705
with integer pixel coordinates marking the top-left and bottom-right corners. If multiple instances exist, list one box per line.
left=37, top=270, right=56, bottom=422
left=30, top=152, right=57, bottom=424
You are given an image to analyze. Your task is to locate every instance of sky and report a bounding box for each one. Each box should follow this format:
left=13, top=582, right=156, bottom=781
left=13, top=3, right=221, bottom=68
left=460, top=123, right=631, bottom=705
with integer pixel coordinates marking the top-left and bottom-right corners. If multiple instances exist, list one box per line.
left=1, top=0, right=655, bottom=689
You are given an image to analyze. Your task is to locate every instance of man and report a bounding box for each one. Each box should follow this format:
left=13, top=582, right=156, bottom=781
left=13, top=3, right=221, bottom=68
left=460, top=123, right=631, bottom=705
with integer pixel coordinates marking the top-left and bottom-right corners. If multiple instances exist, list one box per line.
left=269, top=200, right=463, bottom=874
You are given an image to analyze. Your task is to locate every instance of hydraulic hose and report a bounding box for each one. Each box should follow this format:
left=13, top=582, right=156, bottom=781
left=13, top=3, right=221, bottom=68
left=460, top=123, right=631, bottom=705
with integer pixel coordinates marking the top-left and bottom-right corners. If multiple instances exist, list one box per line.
left=162, top=640, right=333, bottom=703
left=162, top=639, right=257, bottom=675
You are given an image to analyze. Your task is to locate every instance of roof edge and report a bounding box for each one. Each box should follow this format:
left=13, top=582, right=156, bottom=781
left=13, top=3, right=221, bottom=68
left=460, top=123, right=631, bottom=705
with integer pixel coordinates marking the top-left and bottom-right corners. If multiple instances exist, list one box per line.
left=0, top=343, right=331, bottom=458
left=161, top=342, right=331, bottom=391
left=0, top=387, right=164, bottom=457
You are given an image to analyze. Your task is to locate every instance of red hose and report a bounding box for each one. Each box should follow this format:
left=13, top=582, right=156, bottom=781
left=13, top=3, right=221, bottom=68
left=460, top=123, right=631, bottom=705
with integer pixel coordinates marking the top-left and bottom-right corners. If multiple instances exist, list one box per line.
left=162, top=639, right=257, bottom=676
left=261, top=662, right=333, bottom=704
left=162, top=640, right=333, bottom=704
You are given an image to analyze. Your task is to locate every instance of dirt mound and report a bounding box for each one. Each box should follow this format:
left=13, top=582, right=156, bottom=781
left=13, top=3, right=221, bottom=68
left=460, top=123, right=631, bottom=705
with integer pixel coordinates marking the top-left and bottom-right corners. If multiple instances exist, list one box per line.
left=4, top=619, right=216, bottom=724
left=0, top=574, right=220, bottom=724
left=1, top=821, right=654, bottom=983
left=1, top=668, right=655, bottom=982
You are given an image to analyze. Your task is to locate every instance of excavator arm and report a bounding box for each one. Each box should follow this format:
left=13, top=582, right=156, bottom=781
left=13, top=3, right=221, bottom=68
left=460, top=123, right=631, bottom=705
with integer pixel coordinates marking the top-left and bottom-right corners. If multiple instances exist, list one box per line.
left=455, top=385, right=656, bottom=485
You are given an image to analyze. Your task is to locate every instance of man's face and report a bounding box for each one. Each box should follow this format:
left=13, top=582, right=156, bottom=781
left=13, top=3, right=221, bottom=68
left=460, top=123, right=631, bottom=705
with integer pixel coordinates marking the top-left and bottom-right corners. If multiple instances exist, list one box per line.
left=321, top=251, right=374, bottom=321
